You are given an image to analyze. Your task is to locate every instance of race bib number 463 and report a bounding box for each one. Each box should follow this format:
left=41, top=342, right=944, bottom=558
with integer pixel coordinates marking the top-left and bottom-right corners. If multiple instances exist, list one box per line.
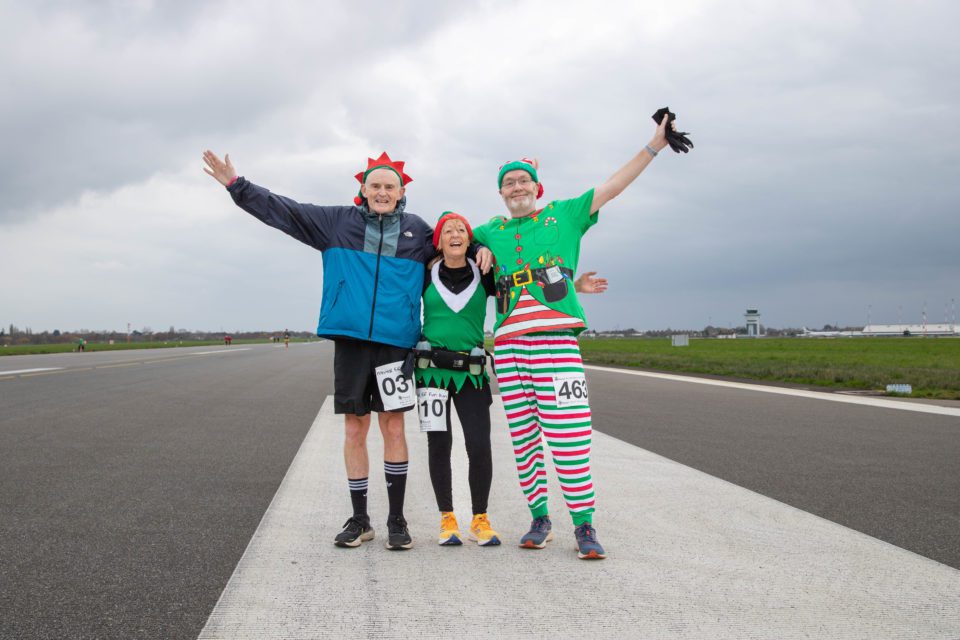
left=375, top=361, right=415, bottom=411
left=553, top=372, right=589, bottom=408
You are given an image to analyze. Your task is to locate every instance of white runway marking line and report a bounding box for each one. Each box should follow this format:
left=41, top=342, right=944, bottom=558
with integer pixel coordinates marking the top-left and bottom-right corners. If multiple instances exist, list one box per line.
left=190, top=349, right=251, bottom=356
left=584, top=365, right=960, bottom=417
left=199, top=396, right=960, bottom=640
left=0, top=367, right=63, bottom=376
left=273, top=342, right=324, bottom=348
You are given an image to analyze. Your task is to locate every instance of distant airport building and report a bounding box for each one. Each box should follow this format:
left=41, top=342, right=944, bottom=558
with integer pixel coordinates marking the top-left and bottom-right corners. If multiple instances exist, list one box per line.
left=862, top=323, right=959, bottom=337
left=801, top=327, right=862, bottom=337
left=744, top=308, right=763, bottom=337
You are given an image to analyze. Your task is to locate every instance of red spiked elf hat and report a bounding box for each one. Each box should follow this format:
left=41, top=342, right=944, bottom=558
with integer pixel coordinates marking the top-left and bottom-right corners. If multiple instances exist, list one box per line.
left=354, top=152, right=413, bottom=205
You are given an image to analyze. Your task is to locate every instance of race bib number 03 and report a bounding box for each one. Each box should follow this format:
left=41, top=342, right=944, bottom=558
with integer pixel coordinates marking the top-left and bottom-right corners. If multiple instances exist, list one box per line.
left=375, top=361, right=415, bottom=411
left=553, top=371, right=588, bottom=408
left=417, top=387, right=449, bottom=432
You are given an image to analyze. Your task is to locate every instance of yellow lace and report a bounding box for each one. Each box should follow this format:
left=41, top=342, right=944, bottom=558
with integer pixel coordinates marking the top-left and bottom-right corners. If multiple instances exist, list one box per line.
left=472, top=514, right=492, bottom=533
left=440, top=512, right=458, bottom=532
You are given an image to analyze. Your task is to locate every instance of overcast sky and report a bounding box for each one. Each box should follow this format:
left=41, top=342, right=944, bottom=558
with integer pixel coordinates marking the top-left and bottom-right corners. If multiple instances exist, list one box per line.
left=2, top=0, right=958, bottom=333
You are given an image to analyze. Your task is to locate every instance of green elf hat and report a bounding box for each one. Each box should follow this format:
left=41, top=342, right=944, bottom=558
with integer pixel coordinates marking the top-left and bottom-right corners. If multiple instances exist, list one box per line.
left=353, top=151, right=413, bottom=205
left=497, top=157, right=544, bottom=198
left=433, top=211, right=473, bottom=249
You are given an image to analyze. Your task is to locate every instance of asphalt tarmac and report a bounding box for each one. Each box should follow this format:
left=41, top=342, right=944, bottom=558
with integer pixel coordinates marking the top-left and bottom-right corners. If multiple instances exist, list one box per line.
left=0, top=342, right=957, bottom=639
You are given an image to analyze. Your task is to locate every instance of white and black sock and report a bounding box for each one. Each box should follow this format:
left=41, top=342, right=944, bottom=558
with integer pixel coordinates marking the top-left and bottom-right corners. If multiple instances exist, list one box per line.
left=348, top=477, right=368, bottom=519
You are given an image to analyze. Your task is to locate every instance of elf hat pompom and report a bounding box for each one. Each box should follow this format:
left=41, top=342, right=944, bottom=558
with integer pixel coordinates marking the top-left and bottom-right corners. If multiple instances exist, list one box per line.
left=433, top=211, right=473, bottom=249
left=353, top=151, right=413, bottom=205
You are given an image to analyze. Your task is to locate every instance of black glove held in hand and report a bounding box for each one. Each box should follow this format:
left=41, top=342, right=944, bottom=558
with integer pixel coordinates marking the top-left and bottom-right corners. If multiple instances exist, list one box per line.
left=652, top=107, right=694, bottom=153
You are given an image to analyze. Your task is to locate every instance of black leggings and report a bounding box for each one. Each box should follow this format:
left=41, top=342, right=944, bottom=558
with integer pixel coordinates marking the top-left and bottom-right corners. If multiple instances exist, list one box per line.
left=427, top=380, right=493, bottom=514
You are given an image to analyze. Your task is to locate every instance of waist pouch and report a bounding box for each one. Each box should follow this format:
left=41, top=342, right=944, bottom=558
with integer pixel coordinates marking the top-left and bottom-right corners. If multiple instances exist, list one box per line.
left=496, top=265, right=574, bottom=313
left=415, top=346, right=486, bottom=372
left=401, top=350, right=415, bottom=378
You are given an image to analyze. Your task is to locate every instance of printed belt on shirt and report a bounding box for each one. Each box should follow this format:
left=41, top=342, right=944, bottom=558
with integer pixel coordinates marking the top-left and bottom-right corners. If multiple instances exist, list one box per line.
left=497, top=265, right=573, bottom=292
left=495, top=265, right=574, bottom=311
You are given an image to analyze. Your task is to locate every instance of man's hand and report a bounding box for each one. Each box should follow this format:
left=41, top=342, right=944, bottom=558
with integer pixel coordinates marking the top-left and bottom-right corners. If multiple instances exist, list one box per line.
left=652, top=108, right=693, bottom=154
left=650, top=114, right=671, bottom=153
left=574, top=271, right=608, bottom=294
left=203, top=150, right=238, bottom=186
left=476, top=247, right=493, bottom=274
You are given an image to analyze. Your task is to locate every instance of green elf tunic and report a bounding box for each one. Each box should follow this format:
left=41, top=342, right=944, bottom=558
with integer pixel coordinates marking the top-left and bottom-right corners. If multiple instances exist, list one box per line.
left=472, top=189, right=598, bottom=340
left=416, top=259, right=491, bottom=391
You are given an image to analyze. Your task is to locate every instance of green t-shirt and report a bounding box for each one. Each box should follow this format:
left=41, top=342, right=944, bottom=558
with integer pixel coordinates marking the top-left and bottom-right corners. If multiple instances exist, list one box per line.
left=473, top=189, right=598, bottom=334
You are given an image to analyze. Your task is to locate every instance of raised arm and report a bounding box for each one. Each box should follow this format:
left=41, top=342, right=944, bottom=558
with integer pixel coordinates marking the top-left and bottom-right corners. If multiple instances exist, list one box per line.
left=590, top=116, right=671, bottom=213
left=202, top=149, right=336, bottom=251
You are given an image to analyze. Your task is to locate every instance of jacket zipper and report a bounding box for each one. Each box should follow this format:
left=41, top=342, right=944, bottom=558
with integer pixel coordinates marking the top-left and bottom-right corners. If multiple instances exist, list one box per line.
left=368, top=216, right=384, bottom=339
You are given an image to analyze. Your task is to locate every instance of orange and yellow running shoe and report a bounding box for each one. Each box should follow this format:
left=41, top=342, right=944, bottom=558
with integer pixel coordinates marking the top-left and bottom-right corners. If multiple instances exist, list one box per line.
left=468, top=513, right=501, bottom=547
left=438, top=511, right=462, bottom=546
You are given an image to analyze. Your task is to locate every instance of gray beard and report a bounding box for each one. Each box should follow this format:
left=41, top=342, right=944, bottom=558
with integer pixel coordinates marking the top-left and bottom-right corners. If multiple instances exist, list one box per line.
left=505, top=195, right=535, bottom=217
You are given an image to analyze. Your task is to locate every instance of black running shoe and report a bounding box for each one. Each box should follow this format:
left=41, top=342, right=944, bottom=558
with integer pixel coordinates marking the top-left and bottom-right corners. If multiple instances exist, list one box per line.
left=385, top=514, right=413, bottom=550
left=334, top=515, right=374, bottom=548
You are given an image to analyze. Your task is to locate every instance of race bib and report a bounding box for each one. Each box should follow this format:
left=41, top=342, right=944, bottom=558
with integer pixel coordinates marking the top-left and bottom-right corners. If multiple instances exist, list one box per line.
left=375, top=361, right=415, bottom=411
left=417, top=387, right=449, bottom=432
left=553, top=371, right=589, bottom=408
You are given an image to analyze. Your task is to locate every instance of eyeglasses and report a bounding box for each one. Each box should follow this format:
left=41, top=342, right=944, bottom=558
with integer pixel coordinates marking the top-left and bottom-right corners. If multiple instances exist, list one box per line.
left=501, top=177, right=534, bottom=190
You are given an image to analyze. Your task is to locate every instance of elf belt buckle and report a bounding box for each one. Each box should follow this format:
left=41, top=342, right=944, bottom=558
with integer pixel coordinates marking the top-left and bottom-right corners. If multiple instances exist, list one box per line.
left=512, top=267, right=533, bottom=287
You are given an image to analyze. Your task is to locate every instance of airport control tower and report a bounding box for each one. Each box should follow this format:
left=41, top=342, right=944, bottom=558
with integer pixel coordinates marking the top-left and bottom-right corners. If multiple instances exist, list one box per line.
left=745, top=308, right=762, bottom=337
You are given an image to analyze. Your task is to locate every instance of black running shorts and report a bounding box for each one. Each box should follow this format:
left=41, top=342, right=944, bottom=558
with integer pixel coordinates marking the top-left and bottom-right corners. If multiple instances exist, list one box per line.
left=333, top=339, right=414, bottom=416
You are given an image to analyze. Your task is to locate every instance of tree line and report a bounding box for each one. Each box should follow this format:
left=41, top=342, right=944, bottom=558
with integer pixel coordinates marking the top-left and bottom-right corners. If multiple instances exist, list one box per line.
left=1, top=325, right=315, bottom=346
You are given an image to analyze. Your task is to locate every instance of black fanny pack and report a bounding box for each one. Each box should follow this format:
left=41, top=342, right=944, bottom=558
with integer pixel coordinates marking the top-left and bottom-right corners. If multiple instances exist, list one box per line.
left=495, top=265, right=574, bottom=313
left=415, top=346, right=486, bottom=373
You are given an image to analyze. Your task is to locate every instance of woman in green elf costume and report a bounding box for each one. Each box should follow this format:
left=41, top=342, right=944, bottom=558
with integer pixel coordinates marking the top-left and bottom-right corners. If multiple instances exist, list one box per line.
left=417, top=212, right=606, bottom=547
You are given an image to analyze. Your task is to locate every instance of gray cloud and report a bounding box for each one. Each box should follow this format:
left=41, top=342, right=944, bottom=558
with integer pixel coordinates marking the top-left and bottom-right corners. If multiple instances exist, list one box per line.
left=1, top=0, right=958, bottom=332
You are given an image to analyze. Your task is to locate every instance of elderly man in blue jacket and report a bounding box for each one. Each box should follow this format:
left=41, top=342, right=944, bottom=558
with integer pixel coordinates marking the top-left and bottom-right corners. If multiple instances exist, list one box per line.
left=203, top=150, right=491, bottom=550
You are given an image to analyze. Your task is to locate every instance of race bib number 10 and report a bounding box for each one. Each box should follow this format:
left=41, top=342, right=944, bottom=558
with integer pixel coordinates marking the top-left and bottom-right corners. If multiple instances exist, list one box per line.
left=375, top=361, right=415, bottom=411
left=417, top=387, right=449, bottom=432
left=553, top=371, right=589, bottom=408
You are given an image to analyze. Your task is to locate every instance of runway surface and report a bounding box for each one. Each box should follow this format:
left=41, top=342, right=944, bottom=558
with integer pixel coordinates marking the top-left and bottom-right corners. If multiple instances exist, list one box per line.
left=1, top=342, right=958, bottom=638
left=200, top=396, right=959, bottom=639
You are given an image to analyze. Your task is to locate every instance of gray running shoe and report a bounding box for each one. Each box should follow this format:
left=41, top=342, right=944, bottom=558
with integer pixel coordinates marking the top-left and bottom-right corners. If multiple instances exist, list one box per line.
left=574, top=522, right=607, bottom=560
left=519, top=516, right=553, bottom=549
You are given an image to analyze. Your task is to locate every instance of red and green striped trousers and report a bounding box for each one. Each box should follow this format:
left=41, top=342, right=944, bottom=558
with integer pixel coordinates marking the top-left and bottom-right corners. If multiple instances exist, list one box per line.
left=493, top=332, right=595, bottom=526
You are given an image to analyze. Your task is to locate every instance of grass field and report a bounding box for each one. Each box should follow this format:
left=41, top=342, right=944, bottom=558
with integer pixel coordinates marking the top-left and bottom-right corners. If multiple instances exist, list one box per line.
left=7, top=336, right=958, bottom=400
left=575, top=337, right=960, bottom=400
left=0, top=339, right=306, bottom=356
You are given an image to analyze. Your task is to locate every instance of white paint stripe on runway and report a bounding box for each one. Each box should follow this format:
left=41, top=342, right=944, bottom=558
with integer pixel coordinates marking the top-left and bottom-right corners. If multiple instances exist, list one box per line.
left=584, top=365, right=960, bottom=417
left=0, top=367, right=63, bottom=375
left=190, top=349, right=251, bottom=356
left=198, top=397, right=960, bottom=640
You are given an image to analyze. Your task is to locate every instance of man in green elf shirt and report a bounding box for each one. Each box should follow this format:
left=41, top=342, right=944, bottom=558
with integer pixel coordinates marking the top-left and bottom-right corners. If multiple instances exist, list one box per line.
left=471, top=115, right=673, bottom=559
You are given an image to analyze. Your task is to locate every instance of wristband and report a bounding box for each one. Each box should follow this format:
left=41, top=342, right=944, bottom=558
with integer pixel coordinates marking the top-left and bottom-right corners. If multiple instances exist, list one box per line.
left=226, top=175, right=239, bottom=188
left=644, top=145, right=658, bottom=158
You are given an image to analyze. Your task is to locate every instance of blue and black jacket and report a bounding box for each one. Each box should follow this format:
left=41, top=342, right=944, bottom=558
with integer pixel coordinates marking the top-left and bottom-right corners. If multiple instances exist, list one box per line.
left=228, top=177, right=436, bottom=349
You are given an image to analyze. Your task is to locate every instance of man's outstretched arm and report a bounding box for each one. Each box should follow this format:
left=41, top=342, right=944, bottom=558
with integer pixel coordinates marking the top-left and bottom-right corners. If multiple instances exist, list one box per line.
left=590, top=116, right=672, bottom=214
left=203, top=150, right=335, bottom=251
